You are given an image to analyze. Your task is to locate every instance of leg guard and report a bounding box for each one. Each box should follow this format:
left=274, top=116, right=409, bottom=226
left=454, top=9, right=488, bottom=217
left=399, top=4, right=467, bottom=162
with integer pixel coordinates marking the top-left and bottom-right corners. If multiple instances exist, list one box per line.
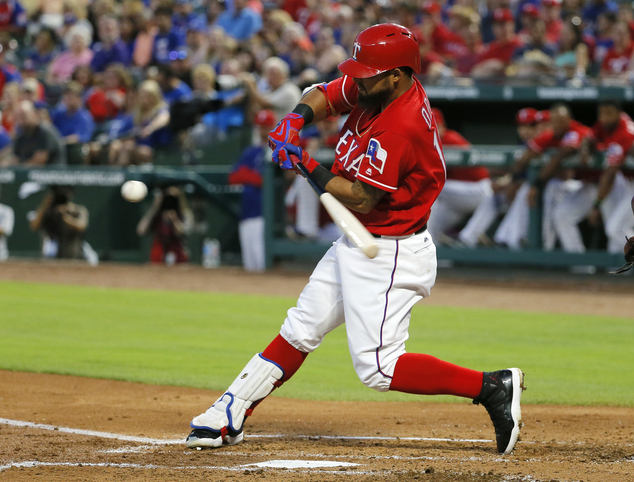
left=187, top=354, right=283, bottom=448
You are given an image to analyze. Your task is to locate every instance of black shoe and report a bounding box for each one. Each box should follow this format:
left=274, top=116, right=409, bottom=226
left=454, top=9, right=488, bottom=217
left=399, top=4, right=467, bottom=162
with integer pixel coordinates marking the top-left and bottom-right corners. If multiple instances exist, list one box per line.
left=186, top=428, right=244, bottom=449
left=473, top=368, right=525, bottom=454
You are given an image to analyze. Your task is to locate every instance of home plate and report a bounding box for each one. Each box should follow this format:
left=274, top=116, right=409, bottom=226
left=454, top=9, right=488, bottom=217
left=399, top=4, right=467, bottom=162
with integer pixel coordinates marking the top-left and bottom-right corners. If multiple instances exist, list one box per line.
left=245, top=460, right=359, bottom=469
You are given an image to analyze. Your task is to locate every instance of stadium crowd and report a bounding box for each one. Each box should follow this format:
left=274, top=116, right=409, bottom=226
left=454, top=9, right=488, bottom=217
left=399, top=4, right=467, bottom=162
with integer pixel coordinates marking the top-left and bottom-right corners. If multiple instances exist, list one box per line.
left=0, top=0, right=633, bottom=264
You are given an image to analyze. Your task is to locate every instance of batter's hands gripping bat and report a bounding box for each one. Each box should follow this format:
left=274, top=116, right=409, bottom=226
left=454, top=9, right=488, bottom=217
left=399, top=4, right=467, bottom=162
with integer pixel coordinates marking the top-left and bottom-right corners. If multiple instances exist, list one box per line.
left=294, top=161, right=379, bottom=259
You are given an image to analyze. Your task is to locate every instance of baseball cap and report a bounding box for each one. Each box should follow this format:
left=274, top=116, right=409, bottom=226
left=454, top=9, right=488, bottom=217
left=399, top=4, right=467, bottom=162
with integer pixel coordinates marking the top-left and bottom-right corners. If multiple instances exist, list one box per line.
left=431, top=107, right=445, bottom=127
left=535, top=110, right=551, bottom=123
left=521, top=4, right=540, bottom=18
left=516, top=108, right=538, bottom=125
left=492, top=8, right=514, bottom=23
left=422, top=1, right=441, bottom=15
left=254, top=109, right=277, bottom=127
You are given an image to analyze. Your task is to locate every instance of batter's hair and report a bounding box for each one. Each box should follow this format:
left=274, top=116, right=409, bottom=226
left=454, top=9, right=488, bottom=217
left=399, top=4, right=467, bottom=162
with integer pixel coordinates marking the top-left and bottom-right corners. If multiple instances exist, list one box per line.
left=398, top=66, right=414, bottom=77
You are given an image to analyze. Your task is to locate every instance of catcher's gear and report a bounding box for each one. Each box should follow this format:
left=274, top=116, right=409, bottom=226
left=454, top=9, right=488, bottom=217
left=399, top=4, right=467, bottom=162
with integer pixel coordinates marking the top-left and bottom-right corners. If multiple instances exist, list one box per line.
left=268, top=113, right=304, bottom=169
left=611, top=236, right=634, bottom=274
left=281, top=143, right=319, bottom=174
left=187, top=354, right=283, bottom=449
left=338, top=23, right=421, bottom=79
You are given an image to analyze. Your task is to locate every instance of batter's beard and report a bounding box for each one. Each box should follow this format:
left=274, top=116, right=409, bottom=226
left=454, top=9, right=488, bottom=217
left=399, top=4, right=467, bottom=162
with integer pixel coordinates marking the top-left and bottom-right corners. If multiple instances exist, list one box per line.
left=357, top=88, right=392, bottom=109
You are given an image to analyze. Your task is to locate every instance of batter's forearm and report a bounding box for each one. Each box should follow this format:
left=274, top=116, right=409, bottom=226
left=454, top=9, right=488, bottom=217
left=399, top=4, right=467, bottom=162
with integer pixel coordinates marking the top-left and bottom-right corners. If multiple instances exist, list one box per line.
left=323, top=176, right=384, bottom=214
left=295, top=88, right=333, bottom=125
left=597, top=166, right=618, bottom=201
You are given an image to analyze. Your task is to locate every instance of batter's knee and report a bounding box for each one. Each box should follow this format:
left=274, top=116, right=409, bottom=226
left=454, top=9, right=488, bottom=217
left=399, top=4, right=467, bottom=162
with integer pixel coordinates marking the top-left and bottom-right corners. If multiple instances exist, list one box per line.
left=352, top=356, right=394, bottom=393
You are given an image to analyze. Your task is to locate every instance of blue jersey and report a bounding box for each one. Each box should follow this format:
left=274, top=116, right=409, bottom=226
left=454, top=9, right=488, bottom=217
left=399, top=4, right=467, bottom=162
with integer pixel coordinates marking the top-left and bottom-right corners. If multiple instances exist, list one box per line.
left=153, top=30, right=185, bottom=63
left=232, top=145, right=265, bottom=220
left=51, top=106, right=95, bottom=142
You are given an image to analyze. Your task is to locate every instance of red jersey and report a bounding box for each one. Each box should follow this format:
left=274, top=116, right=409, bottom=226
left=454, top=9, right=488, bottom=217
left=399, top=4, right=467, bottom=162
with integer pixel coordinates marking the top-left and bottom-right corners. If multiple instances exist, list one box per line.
left=432, top=24, right=467, bottom=58
left=601, top=44, right=634, bottom=74
left=527, top=120, right=591, bottom=153
left=476, top=36, right=523, bottom=65
left=545, top=19, right=563, bottom=44
left=588, top=113, right=634, bottom=167
left=322, top=75, right=446, bottom=235
left=441, top=130, right=490, bottom=181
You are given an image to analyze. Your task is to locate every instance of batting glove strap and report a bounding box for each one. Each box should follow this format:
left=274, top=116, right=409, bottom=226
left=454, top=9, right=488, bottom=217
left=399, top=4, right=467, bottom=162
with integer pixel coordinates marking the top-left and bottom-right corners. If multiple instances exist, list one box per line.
left=268, top=113, right=305, bottom=167
left=282, top=143, right=319, bottom=174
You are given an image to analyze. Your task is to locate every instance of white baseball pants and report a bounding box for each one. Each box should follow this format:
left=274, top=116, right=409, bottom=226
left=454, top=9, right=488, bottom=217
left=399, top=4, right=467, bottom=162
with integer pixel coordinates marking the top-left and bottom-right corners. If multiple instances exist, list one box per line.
left=553, top=172, right=634, bottom=253
left=239, top=216, right=265, bottom=272
left=280, top=231, right=437, bottom=392
left=428, top=179, right=493, bottom=245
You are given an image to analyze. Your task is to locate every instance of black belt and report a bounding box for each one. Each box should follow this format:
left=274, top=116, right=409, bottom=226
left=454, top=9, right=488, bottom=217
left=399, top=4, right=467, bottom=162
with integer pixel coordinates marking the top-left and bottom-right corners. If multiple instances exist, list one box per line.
left=370, top=223, right=427, bottom=239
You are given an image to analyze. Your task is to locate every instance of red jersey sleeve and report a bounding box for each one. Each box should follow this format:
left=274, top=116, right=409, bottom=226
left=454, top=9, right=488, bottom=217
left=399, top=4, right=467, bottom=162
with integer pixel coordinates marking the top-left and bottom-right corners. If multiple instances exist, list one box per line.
left=355, top=131, right=414, bottom=192
left=318, top=75, right=358, bottom=115
left=560, top=129, right=584, bottom=149
left=527, top=129, right=554, bottom=153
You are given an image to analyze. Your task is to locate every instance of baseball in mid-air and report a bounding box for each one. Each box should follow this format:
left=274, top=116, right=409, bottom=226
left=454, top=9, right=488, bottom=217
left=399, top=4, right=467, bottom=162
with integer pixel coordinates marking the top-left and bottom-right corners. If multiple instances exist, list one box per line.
left=121, top=180, right=148, bottom=202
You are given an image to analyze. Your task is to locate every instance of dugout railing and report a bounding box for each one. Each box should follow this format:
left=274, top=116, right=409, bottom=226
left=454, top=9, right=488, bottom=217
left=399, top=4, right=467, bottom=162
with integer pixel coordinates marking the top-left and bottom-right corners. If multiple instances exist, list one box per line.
left=0, top=147, right=629, bottom=269
left=263, top=146, right=630, bottom=270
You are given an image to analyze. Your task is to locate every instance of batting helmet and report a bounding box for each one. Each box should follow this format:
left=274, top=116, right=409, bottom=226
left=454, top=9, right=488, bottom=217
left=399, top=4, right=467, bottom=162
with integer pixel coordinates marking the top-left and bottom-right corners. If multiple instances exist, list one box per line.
left=338, top=23, right=421, bottom=79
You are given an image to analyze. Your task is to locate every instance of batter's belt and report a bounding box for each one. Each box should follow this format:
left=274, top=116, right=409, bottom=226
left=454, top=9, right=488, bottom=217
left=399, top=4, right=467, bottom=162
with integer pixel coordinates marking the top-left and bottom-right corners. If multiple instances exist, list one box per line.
left=370, top=223, right=428, bottom=239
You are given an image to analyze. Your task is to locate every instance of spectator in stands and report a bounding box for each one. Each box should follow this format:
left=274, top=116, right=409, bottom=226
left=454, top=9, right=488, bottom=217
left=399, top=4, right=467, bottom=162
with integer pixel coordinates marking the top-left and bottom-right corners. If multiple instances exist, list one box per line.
left=215, top=0, right=262, bottom=42
left=0, top=110, right=11, bottom=164
left=227, top=109, right=275, bottom=272
left=567, top=100, right=634, bottom=254
left=600, top=21, right=633, bottom=78
left=511, top=15, right=558, bottom=77
left=428, top=108, right=495, bottom=248
left=471, top=8, right=523, bottom=78
left=583, top=0, right=619, bottom=35
left=12, top=101, right=64, bottom=165
left=420, top=1, right=467, bottom=61
left=513, top=15, right=557, bottom=60
left=47, top=24, right=93, bottom=85
left=25, top=27, right=59, bottom=72
left=0, top=41, right=21, bottom=98
left=542, top=0, right=564, bottom=44
left=153, top=6, right=185, bottom=64
left=453, top=22, right=484, bottom=76
left=30, top=185, right=89, bottom=260
left=554, top=17, right=589, bottom=78
left=90, top=15, right=130, bottom=73
left=85, top=63, right=130, bottom=123
left=0, top=80, right=19, bottom=134
left=137, top=185, right=193, bottom=265
left=173, top=0, right=207, bottom=39
left=0, top=0, right=27, bottom=34
left=0, top=185, right=13, bottom=261
left=311, top=27, right=347, bottom=82
left=109, top=79, right=170, bottom=166
left=593, top=12, right=617, bottom=68
left=239, top=56, right=301, bottom=121
left=185, top=18, right=210, bottom=67
left=51, top=81, right=95, bottom=145
left=19, top=78, right=50, bottom=122
left=516, top=107, right=539, bottom=144
left=497, top=104, right=591, bottom=250
left=156, top=63, right=192, bottom=105
left=561, top=0, right=584, bottom=19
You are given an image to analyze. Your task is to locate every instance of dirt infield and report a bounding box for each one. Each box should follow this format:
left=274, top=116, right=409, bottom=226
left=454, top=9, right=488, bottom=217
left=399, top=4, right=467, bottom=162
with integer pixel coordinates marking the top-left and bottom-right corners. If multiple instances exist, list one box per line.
left=1, top=260, right=633, bottom=481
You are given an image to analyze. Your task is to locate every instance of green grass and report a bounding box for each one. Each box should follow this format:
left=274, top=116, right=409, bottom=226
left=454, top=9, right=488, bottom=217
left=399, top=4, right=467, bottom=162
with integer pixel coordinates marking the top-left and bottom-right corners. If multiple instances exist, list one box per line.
left=1, top=280, right=632, bottom=406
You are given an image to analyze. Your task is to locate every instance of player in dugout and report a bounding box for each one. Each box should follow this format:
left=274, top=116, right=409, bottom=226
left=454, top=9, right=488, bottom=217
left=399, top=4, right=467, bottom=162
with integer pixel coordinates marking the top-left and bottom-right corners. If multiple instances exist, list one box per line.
left=186, top=24, right=525, bottom=455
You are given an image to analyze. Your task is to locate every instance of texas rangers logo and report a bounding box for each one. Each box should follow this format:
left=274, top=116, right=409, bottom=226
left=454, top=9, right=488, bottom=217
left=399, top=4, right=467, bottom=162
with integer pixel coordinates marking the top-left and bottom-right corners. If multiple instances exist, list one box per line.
left=365, top=139, right=387, bottom=174
left=352, top=42, right=361, bottom=60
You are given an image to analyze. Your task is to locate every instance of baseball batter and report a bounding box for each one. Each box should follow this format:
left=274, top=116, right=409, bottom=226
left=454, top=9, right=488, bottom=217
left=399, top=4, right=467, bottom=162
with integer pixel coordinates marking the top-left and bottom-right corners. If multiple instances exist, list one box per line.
left=187, top=24, right=525, bottom=455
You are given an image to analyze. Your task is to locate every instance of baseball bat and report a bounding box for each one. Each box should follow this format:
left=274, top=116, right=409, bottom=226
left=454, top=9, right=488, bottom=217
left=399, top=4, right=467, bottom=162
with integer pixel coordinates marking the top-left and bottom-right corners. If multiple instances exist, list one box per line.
left=295, top=161, right=379, bottom=259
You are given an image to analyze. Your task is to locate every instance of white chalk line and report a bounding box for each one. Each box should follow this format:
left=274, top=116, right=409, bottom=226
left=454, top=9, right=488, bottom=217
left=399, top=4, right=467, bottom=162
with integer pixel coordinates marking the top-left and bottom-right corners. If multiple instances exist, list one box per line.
left=0, top=417, right=492, bottom=445
left=0, top=461, right=383, bottom=475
